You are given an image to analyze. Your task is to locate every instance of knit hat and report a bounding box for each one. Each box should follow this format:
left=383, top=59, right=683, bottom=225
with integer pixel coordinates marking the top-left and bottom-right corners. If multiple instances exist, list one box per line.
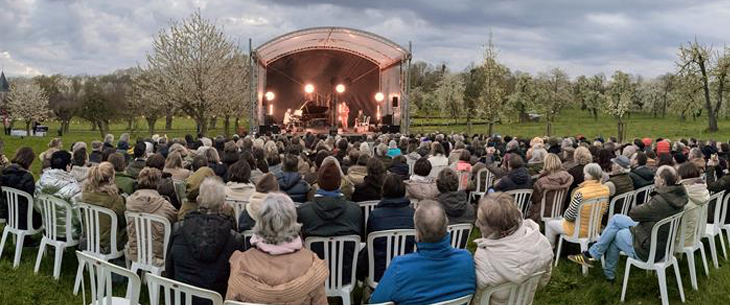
left=91, top=141, right=103, bottom=152
left=611, top=155, right=631, bottom=169
left=318, top=161, right=342, bottom=191
left=642, top=138, right=652, bottom=148
left=656, top=140, right=670, bottom=154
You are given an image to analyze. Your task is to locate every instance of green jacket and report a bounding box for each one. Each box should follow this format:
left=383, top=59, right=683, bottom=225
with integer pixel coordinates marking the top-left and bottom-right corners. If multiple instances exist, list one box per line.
left=115, top=172, right=137, bottom=195
left=81, top=191, right=127, bottom=252
left=629, top=185, right=687, bottom=262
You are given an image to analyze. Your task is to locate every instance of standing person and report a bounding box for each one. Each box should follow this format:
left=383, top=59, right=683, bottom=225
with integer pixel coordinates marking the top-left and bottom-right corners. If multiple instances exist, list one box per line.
left=0, top=139, right=12, bottom=171
left=0, top=147, right=40, bottom=231
left=339, top=102, right=350, bottom=131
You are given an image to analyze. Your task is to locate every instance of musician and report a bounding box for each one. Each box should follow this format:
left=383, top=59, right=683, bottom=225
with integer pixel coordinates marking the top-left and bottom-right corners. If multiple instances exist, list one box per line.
left=283, top=108, right=293, bottom=131
left=339, top=102, right=350, bottom=131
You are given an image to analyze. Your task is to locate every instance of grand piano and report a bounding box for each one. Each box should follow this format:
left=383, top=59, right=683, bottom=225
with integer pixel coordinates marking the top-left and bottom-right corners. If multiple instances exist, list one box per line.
left=297, top=100, right=331, bottom=128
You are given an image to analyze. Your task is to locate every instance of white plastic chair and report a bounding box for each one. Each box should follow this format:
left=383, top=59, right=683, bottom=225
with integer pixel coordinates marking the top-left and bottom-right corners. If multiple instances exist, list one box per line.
left=505, top=189, right=533, bottom=218
left=456, top=171, right=471, bottom=191
left=720, top=195, right=730, bottom=265
left=704, top=190, right=727, bottom=269
left=34, top=194, right=80, bottom=279
left=407, top=159, right=416, bottom=176
left=304, top=235, right=361, bottom=305
left=429, top=294, right=473, bottom=305
left=476, top=271, right=545, bottom=305
left=633, top=184, right=655, bottom=207
left=621, top=212, right=685, bottom=305
left=76, top=250, right=141, bottom=305
left=146, top=273, right=223, bottom=305
left=223, top=301, right=269, bottom=305
left=676, top=204, right=709, bottom=290
left=366, top=229, right=417, bottom=289
left=539, top=189, right=567, bottom=224
left=0, top=186, right=43, bottom=268
left=447, top=223, right=473, bottom=250
left=554, top=197, right=608, bottom=276
left=242, top=230, right=254, bottom=250
left=73, top=202, right=125, bottom=295
left=225, top=199, right=247, bottom=227
left=172, top=180, right=186, bottom=205
left=358, top=200, right=380, bottom=227
left=125, top=211, right=172, bottom=276
left=607, top=191, right=635, bottom=223
left=470, top=169, right=494, bottom=202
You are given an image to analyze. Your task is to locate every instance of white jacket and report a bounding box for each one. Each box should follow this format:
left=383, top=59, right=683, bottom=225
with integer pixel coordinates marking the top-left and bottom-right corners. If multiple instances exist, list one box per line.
left=473, top=220, right=553, bottom=305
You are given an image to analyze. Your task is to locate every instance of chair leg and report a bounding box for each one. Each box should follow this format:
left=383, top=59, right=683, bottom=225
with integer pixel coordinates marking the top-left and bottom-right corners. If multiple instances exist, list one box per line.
left=580, top=241, right=589, bottom=276
left=12, top=232, right=26, bottom=268
left=656, top=268, right=669, bottom=305
left=554, top=236, right=564, bottom=267
left=342, top=293, right=351, bottom=305
left=0, top=227, right=8, bottom=260
left=699, top=245, right=710, bottom=277
left=719, top=232, right=728, bottom=260
left=707, top=235, right=719, bottom=269
left=672, top=258, right=685, bottom=303
left=34, top=238, right=47, bottom=274
left=73, top=259, right=84, bottom=295
left=621, top=260, right=632, bottom=302
left=53, top=245, right=65, bottom=280
left=686, top=252, right=697, bottom=290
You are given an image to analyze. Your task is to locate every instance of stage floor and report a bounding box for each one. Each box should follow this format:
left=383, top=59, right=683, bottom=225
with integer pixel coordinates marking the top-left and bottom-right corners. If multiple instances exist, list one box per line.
left=281, top=126, right=375, bottom=138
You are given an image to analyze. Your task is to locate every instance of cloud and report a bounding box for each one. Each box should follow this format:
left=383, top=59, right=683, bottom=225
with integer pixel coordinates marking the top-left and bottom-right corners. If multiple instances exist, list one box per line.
left=0, top=0, right=728, bottom=78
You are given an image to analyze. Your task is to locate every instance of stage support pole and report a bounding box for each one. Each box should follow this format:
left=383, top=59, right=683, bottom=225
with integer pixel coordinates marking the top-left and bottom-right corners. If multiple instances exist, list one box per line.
left=403, top=41, right=413, bottom=135
left=248, top=38, right=257, bottom=134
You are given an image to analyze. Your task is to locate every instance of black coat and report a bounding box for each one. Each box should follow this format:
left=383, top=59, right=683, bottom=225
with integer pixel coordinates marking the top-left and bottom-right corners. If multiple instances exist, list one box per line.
left=493, top=167, right=533, bottom=192
left=88, top=151, right=103, bottom=164
left=629, top=166, right=655, bottom=189
left=352, top=175, right=383, bottom=202
left=0, top=164, right=40, bottom=230
left=277, top=171, right=310, bottom=203
left=629, top=185, right=687, bottom=262
left=362, top=197, right=415, bottom=282
left=165, top=210, right=243, bottom=304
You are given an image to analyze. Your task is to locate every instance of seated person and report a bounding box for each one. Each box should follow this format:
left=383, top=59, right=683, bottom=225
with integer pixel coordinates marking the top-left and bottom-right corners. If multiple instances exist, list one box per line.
left=568, top=165, right=688, bottom=281
left=352, top=157, right=386, bottom=202
left=370, top=201, right=476, bottom=305
left=81, top=162, right=127, bottom=252
left=405, top=157, right=439, bottom=201
left=493, top=155, right=533, bottom=192
left=226, top=193, right=328, bottom=305
left=239, top=173, right=279, bottom=232
left=277, top=154, right=310, bottom=203
left=436, top=168, right=475, bottom=226
left=35, top=150, right=82, bottom=240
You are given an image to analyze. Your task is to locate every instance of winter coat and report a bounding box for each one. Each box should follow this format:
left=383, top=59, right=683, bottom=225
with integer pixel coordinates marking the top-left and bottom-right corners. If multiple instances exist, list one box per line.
left=386, top=148, right=402, bottom=158
left=526, top=162, right=544, bottom=177
left=277, top=171, right=310, bottom=203
left=366, top=197, right=416, bottom=282
left=35, top=169, right=82, bottom=239
left=185, top=167, right=216, bottom=202
left=268, top=164, right=283, bottom=178
left=629, top=166, right=655, bottom=189
left=474, top=220, right=553, bottom=305
left=369, top=235, right=476, bottom=305
left=164, top=167, right=191, bottom=181
left=630, top=185, right=687, bottom=262
left=706, top=165, right=730, bottom=194
left=388, top=162, right=410, bottom=180
left=166, top=210, right=242, bottom=303
left=346, top=165, right=367, bottom=185
left=209, top=162, right=228, bottom=180
left=125, top=158, right=146, bottom=179
left=0, top=164, right=40, bottom=230
left=125, top=189, right=178, bottom=266
left=81, top=190, right=127, bottom=252
left=561, top=180, right=610, bottom=237
left=115, top=172, right=137, bottom=195
left=437, top=191, right=475, bottom=225
left=568, top=164, right=586, bottom=190
left=676, top=179, right=709, bottom=249
left=493, top=167, right=533, bottom=192
left=225, top=181, right=255, bottom=202
left=377, top=155, right=393, bottom=170
left=606, top=173, right=634, bottom=197
left=297, top=194, right=363, bottom=238
left=70, top=165, right=89, bottom=183
left=528, top=170, right=573, bottom=223
left=226, top=247, right=328, bottom=305
left=88, top=151, right=103, bottom=164
left=307, top=177, right=355, bottom=202
left=352, top=175, right=383, bottom=202
left=404, top=175, right=439, bottom=201
left=690, top=158, right=706, bottom=172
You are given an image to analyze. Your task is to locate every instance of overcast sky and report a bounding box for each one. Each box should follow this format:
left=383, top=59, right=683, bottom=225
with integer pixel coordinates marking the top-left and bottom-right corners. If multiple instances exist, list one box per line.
left=1, top=0, right=729, bottom=78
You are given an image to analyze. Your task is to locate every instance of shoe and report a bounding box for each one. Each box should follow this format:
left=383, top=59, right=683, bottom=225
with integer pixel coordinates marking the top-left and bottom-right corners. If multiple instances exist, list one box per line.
left=568, top=252, right=597, bottom=268
left=606, top=277, right=616, bottom=284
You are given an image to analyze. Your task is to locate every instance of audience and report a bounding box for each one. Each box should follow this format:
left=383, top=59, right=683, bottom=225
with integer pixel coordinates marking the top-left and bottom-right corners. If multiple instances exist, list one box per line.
left=126, top=141, right=148, bottom=179
left=529, top=153, right=573, bottom=222
left=0, top=147, right=39, bottom=230
left=676, top=163, right=709, bottom=249
left=164, top=151, right=191, bottom=181
left=108, top=152, right=136, bottom=195
left=238, top=173, right=279, bottom=231
left=405, top=157, right=439, bottom=201
left=604, top=155, right=635, bottom=197
left=225, top=159, right=256, bottom=203
left=436, top=168, right=475, bottom=225
left=70, top=148, right=90, bottom=183
left=493, top=155, right=533, bottom=192
left=35, top=150, right=82, bottom=239
left=81, top=162, right=127, bottom=252
left=629, top=151, right=655, bottom=188
left=277, top=154, right=310, bottom=203
left=352, top=157, right=386, bottom=202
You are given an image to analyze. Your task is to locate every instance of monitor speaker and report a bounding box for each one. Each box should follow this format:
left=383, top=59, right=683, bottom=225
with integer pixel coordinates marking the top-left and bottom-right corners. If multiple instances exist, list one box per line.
left=392, top=97, right=399, bottom=108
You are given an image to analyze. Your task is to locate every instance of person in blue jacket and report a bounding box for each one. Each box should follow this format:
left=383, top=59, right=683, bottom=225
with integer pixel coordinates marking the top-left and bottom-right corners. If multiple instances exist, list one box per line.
left=370, top=201, right=476, bottom=305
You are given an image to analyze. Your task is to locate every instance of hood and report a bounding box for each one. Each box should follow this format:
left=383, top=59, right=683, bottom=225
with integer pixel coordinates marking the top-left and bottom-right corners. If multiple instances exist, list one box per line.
left=278, top=171, right=303, bottom=190
left=127, top=189, right=168, bottom=213
left=632, top=166, right=654, bottom=180
left=247, top=192, right=268, bottom=222
left=656, top=185, right=689, bottom=209
left=389, top=163, right=409, bottom=176
left=537, top=171, right=573, bottom=190
left=181, top=211, right=234, bottom=262
left=508, top=167, right=531, bottom=185
left=438, top=191, right=468, bottom=216
left=312, top=196, right=348, bottom=220
left=680, top=178, right=710, bottom=205
left=37, top=169, right=79, bottom=197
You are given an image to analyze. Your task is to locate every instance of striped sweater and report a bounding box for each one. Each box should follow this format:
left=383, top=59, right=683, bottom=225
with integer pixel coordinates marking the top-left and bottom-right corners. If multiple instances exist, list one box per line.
left=562, top=180, right=610, bottom=237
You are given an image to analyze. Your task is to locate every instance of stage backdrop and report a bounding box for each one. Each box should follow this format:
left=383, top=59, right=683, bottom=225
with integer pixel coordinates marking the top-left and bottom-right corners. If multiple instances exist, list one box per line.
left=265, top=49, right=379, bottom=127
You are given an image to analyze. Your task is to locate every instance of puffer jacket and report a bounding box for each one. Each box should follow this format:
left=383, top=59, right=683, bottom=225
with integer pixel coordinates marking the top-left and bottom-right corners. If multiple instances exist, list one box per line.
left=528, top=170, right=573, bottom=223
left=0, top=164, right=39, bottom=230
left=278, top=171, right=310, bottom=203
left=474, top=220, right=553, bottom=305
left=125, top=158, right=146, bottom=179
left=437, top=191, right=475, bottom=225
left=676, top=179, right=709, bottom=249
left=404, top=175, right=439, bottom=201
left=630, top=185, right=687, bottom=262
left=115, top=172, right=137, bottom=195
left=125, top=189, right=178, bottom=266
left=166, top=210, right=242, bottom=303
left=629, top=166, right=655, bottom=189
left=493, top=167, right=533, bottom=192
left=35, top=169, right=82, bottom=239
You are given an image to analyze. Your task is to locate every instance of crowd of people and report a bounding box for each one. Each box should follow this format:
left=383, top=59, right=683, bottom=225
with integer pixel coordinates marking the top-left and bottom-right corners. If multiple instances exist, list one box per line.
left=0, top=131, right=728, bottom=304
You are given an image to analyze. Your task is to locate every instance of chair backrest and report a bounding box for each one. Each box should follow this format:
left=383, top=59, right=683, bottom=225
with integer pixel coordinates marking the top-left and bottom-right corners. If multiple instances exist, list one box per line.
left=539, top=189, right=567, bottom=221
left=242, top=230, right=254, bottom=250
left=447, top=223, right=473, bottom=249
left=633, top=184, right=655, bottom=207
left=474, top=169, right=494, bottom=194
left=367, top=229, right=417, bottom=288
left=36, top=194, right=76, bottom=243
left=407, top=159, right=416, bottom=176
left=457, top=171, right=471, bottom=191
left=146, top=273, right=223, bottom=305
left=477, top=272, right=545, bottom=305
left=1, top=186, right=39, bottom=231
left=678, top=204, right=707, bottom=251
left=225, top=199, right=248, bottom=226
left=359, top=200, right=380, bottom=226
left=707, top=190, right=727, bottom=226
left=570, top=197, right=609, bottom=240
left=78, top=202, right=120, bottom=256
left=76, top=250, right=141, bottom=305
left=125, top=211, right=172, bottom=269
left=304, top=235, right=361, bottom=292
left=608, top=191, right=636, bottom=221
left=720, top=192, right=730, bottom=226
left=505, top=189, right=533, bottom=217
left=429, top=294, right=474, bottom=305
left=645, top=211, right=684, bottom=264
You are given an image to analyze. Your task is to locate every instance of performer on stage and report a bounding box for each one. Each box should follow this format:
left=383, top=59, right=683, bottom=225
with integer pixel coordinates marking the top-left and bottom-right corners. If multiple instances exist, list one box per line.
left=339, top=102, right=350, bottom=131
left=283, top=108, right=293, bottom=131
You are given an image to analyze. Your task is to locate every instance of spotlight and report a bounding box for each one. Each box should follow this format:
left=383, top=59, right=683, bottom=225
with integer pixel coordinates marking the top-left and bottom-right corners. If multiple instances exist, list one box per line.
left=304, top=84, right=314, bottom=93
left=336, top=84, right=345, bottom=93
left=269, top=104, right=273, bottom=116
left=265, top=91, right=275, bottom=101
left=375, top=92, right=384, bottom=102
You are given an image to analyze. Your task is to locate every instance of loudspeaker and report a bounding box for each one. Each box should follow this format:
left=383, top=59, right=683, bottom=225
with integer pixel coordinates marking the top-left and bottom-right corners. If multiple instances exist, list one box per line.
left=264, top=115, right=276, bottom=126
left=258, top=125, right=281, bottom=134
left=392, top=96, right=399, bottom=108
left=382, top=114, right=393, bottom=126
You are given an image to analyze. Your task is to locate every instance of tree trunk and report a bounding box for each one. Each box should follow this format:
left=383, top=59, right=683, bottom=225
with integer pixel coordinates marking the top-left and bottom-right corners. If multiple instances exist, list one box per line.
left=592, top=109, right=598, bottom=121
left=223, top=116, right=231, bottom=137
left=209, top=117, right=217, bottom=130
left=466, top=114, right=472, bottom=135
left=699, top=60, right=718, bottom=131
left=126, top=119, right=133, bottom=130
left=487, top=123, right=494, bottom=137
left=234, top=116, right=241, bottom=135
left=25, top=121, right=31, bottom=136
left=165, top=115, right=173, bottom=130
left=146, top=117, right=157, bottom=136
left=546, top=121, right=553, bottom=137
left=197, top=117, right=209, bottom=135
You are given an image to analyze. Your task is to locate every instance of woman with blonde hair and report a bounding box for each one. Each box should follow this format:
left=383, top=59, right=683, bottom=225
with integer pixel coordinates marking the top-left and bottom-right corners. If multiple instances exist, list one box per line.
left=528, top=153, right=573, bottom=222
left=39, top=138, right=63, bottom=171
left=568, top=146, right=593, bottom=191
left=164, top=151, right=191, bottom=181
left=81, top=162, right=127, bottom=252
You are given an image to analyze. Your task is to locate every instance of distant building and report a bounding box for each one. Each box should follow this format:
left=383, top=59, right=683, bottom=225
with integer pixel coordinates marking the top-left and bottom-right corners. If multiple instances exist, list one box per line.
left=0, top=71, right=9, bottom=106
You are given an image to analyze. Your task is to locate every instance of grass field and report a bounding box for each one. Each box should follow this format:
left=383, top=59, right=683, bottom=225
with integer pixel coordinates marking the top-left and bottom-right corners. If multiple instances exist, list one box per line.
left=3, top=108, right=730, bottom=304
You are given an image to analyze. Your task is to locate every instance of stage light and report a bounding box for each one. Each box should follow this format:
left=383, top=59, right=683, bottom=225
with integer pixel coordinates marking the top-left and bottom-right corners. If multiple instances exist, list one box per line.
left=269, top=104, right=273, bottom=116
left=265, top=91, right=275, bottom=101
left=375, top=92, right=384, bottom=102
left=304, top=84, right=315, bottom=93
left=336, top=84, right=345, bottom=93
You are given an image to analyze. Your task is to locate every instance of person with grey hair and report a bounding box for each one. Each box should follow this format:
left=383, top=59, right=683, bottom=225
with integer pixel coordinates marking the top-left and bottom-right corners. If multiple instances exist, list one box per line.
left=376, top=143, right=392, bottom=169
left=604, top=155, right=635, bottom=197
left=370, top=201, right=476, bottom=304
left=688, top=147, right=706, bottom=172
left=544, top=163, right=610, bottom=247
left=226, top=193, right=328, bottom=304
left=103, top=134, right=115, bottom=149
left=386, top=140, right=401, bottom=158
left=568, top=165, right=688, bottom=282
left=527, top=148, right=547, bottom=176
left=166, top=176, right=243, bottom=301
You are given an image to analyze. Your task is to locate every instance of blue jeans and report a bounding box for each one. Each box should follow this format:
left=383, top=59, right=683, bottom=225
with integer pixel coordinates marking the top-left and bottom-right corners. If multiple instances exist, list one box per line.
left=588, top=215, right=637, bottom=279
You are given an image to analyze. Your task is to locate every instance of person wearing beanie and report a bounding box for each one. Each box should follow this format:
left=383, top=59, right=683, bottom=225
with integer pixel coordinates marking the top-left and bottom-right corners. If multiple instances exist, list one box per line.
left=656, top=140, right=670, bottom=155
left=125, top=141, right=148, bottom=179
left=89, top=141, right=104, bottom=164
left=642, top=138, right=653, bottom=151
left=604, top=155, right=635, bottom=206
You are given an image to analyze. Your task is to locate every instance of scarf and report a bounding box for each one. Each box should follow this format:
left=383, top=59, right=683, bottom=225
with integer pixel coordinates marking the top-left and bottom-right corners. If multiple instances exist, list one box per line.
left=250, top=234, right=303, bottom=255
left=315, top=188, right=342, bottom=198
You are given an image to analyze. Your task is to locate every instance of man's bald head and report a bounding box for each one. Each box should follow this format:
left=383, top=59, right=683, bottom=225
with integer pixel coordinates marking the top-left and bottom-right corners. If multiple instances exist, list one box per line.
left=414, top=200, right=448, bottom=243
